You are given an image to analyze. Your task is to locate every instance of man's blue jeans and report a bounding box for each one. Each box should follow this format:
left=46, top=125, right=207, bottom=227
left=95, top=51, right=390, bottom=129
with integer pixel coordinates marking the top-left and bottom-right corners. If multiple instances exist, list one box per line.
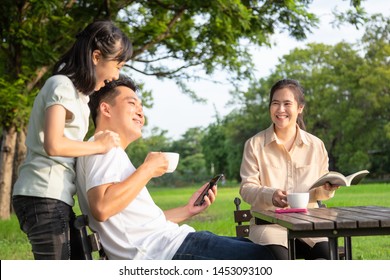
left=172, top=231, right=275, bottom=260
left=12, top=196, right=84, bottom=260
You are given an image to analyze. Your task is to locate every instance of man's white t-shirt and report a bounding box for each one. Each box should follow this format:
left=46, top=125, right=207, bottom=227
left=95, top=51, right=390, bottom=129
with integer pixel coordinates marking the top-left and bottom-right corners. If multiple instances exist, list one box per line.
left=76, top=146, right=194, bottom=260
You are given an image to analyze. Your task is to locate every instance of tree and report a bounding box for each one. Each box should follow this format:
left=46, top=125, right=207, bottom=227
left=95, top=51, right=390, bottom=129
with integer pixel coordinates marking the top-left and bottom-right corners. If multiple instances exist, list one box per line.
left=212, top=76, right=274, bottom=181
left=273, top=17, right=390, bottom=173
left=201, top=122, right=228, bottom=178
left=0, top=0, right=365, bottom=219
left=128, top=127, right=207, bottom=186
left=214, top=14, right=389, bottom=180
left=169, top=127, right=207, bottom=185
left=359, top=14, right=390, bottom=178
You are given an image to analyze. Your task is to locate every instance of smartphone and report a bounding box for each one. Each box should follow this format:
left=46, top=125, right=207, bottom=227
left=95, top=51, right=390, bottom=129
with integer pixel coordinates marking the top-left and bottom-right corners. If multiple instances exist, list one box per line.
left=193, top=174, right=224, bottom=206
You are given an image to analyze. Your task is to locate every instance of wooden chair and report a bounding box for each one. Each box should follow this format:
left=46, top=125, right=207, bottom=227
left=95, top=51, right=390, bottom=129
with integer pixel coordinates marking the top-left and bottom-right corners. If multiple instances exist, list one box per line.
left=74, top=215, right=107, bottom=260
left=233, top=197, right=252, bottom=237
left=233, top=197, right=345, bottom=259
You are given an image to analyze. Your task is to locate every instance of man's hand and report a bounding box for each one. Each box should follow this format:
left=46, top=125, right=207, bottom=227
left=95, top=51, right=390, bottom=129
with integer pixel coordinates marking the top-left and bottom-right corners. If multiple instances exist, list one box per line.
left=142, top=152, right=169, bottom=178
left=188, top=183, right=217, bottom=215
left=163, top=183, right=218, bottom=223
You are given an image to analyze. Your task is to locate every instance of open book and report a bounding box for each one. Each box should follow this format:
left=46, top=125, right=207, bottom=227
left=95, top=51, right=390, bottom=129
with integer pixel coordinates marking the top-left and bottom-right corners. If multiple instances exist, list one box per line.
left=309, top=170, right=369, bottom=190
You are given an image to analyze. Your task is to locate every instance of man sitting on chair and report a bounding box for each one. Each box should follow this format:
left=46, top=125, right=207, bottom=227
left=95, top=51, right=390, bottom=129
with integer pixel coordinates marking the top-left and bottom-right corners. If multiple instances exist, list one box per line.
left=75, top=75, right=275, bottom=260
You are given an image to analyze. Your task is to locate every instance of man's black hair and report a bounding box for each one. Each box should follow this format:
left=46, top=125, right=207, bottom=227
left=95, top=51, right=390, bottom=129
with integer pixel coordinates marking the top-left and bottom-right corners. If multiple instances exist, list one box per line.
left=89, top=74, right=138, bottom=127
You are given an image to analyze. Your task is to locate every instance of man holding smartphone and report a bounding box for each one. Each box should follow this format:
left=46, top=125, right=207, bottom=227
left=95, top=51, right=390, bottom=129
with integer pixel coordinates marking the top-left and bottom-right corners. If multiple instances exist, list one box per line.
left=193, top=174, right=224, bottom=206
left=76, top=75, right=275, bottom=260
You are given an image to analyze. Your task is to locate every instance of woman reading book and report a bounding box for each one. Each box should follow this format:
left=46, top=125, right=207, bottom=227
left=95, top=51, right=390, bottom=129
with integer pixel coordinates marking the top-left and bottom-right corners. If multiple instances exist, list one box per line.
left=239, top=78, right=340, bottom=260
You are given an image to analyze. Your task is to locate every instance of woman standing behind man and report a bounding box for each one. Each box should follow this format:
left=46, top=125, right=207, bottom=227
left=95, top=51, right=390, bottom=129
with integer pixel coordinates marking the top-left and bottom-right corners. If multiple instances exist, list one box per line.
left=12, top=20, right=133, bottom=259
left=240, top=79, right=340, bottom=260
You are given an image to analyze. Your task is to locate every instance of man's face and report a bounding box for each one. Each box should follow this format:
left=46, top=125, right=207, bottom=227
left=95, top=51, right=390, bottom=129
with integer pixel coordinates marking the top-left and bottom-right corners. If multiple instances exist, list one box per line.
left=109, top=86, right=144, bottom=143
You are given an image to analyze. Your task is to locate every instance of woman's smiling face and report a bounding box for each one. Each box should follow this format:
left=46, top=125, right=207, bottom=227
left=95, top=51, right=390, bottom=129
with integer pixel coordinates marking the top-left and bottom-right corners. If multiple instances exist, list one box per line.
left=269, top=87, right=304, bottom=131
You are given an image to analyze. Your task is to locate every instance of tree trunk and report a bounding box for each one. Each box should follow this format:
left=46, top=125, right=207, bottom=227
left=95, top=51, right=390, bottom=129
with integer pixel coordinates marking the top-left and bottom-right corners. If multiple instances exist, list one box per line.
left=0, top=126, right=17, bottom=220
left=11, top=128, right=27, bottom=213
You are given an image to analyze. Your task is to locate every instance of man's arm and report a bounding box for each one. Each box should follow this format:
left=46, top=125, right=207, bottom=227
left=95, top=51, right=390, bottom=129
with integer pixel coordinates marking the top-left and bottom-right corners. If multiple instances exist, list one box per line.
left=87, top=152, right=168, bottom=222
left=164, top=184, right=217, bottom=224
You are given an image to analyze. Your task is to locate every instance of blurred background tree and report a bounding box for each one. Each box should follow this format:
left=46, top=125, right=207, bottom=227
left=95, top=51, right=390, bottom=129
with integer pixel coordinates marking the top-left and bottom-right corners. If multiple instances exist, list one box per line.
left=0, top=0, right=372, bottom=218
left=212, top=14, right=389, bottom=181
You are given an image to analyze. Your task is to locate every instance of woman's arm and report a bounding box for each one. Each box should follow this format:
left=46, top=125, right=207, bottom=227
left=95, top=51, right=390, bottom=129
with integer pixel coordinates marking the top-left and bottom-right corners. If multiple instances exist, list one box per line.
left=239, top=139, right=276, bottom=210
left=44, top=105, right=119, bottom=157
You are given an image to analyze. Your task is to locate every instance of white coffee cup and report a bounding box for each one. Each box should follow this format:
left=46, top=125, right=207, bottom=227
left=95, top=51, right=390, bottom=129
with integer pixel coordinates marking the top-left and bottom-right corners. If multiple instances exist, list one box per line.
left=162, top=152, right=180, bottom=173
left=287, top=192, right=309, bottom=209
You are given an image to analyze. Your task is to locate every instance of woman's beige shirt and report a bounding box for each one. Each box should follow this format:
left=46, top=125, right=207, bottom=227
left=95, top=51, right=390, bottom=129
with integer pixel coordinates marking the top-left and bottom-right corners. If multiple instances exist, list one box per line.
left=240, top=124, right=335, bottom=247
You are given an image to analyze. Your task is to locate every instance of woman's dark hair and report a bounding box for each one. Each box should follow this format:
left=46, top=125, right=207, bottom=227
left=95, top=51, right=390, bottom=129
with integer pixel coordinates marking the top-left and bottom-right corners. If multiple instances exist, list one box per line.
left=53, top=20, right=133, bottom=95
left=89, top=74, right=138, bottom=127
left=269, top=79, right=306, bottom=131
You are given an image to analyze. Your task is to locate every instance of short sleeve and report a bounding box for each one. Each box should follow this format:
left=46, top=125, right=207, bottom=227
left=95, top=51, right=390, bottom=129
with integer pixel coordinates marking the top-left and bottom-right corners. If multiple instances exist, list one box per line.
left=42, top=75, right=80, bottom=117
left=84, top=148, right=123, bottom=192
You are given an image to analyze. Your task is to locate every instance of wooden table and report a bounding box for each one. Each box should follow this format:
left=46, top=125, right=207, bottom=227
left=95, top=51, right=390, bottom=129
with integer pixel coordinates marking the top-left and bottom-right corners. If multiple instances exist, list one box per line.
left=252, top=206, right=390, bottom=260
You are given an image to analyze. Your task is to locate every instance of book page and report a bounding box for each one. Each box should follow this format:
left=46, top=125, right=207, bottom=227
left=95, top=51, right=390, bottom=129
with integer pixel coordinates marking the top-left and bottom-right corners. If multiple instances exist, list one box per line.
left=309, top=172, right=347, bottom=190
left=345, top=170, right=370, bottom=185
left=310, top=170, right=369, bottom=190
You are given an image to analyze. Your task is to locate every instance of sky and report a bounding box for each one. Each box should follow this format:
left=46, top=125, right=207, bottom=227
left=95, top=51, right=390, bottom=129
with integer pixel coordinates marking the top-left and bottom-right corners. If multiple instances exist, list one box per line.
left=131, top=0, right=389, bottom=140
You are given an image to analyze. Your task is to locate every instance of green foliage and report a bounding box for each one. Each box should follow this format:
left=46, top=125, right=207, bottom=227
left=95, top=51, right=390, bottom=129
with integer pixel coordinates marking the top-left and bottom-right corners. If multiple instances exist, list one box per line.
left=178, top=152, right=206, bottom=173
left=126, top=0, right=322, bottom=83
left=0, top=77, right=35, bottom=129
left=218, top=77, right=274, bottom=180
left=137, top=14, right=389, bottom=181
left=127, top=127, right=209, bottom=186
left=126, top=127, right=171, bottom=167
left=0, top=1, right=373, bottom=218
left=215, top=14, right=390, bottom=178
left=0, top=0, right=367, bottom=139
left=332, top=2, right=367, bottom=29
left=0, top=0, right=79, bottom=128
left=88, top=13, right=389, bottom=185
left=201, top=122, right=228, bottom=176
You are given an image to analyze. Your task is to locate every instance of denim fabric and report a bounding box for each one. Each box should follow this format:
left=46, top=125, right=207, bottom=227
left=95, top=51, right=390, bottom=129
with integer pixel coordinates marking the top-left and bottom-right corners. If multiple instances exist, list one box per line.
left=172, top=231, right=275, bottom=260
left=12, top=196, right=84, bottom=260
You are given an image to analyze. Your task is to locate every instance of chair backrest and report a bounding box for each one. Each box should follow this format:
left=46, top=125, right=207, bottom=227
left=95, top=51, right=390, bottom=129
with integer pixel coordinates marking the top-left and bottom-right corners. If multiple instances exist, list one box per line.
left=233, top=197, right=252, bottom=237
left=74, top=215, right=107, bottom=260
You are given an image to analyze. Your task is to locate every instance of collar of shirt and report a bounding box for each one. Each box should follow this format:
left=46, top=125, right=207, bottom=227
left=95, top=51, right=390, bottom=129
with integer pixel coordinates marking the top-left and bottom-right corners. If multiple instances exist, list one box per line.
left=263, top=124, right=310, bottom=147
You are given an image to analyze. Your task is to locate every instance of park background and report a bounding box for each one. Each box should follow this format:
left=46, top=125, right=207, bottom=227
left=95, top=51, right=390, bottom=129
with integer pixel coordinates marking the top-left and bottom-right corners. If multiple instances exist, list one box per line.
left=0, top=0, right=389, bottom=260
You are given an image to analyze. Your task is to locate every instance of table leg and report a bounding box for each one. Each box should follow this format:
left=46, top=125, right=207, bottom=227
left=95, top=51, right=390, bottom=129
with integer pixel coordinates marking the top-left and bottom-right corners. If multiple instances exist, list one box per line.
left=328, top=237, right=339, bottom=260
left=288, top=238, right=296, bottom=260
left=344, top=236, right=352, bottom=260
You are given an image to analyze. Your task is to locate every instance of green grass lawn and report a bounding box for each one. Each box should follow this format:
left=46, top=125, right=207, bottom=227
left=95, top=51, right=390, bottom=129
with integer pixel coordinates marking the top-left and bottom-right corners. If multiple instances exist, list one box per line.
left=1, top=182, right=389, bottom=260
